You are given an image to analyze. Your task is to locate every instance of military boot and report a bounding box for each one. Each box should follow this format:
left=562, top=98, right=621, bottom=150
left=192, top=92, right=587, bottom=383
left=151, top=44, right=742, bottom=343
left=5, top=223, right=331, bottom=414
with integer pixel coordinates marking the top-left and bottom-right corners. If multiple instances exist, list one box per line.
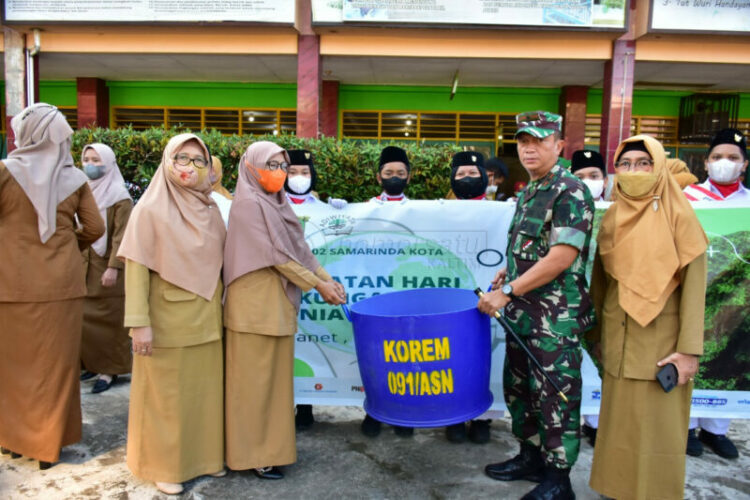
left=485, top=442, right=544, bottom=482
left=520, top=466, right=575, bottom=500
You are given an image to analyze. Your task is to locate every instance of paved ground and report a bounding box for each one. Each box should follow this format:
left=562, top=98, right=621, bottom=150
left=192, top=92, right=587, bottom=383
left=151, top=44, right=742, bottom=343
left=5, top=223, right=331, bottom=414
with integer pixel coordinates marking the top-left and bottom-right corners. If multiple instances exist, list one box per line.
left=1, top=376, right=749, bottom=499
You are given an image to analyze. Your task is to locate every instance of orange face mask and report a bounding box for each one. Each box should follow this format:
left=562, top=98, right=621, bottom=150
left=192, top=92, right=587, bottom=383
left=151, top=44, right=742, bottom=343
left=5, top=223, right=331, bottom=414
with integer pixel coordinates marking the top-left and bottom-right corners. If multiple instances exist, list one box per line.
left=250, top=164, right=287, bottom=193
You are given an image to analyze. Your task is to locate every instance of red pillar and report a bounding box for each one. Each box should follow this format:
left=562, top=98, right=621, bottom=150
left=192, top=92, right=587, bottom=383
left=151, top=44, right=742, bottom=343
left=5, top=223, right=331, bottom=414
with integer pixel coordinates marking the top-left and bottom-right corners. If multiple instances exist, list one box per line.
left=599, top=39, right=635, bottom=173
left=559, top=86, right=588, bottom=159
left=321, top=80, right=339, bottom=138
left=76, top=78, right=110, bottom=129
left=296, top=34, right=321, bottom=138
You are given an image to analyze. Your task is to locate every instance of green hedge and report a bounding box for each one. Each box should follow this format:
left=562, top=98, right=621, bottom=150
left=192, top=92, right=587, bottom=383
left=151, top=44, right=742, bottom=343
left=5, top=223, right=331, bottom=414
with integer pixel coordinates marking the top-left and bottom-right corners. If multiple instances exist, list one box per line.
left=72, top=127, right=462, bottom=202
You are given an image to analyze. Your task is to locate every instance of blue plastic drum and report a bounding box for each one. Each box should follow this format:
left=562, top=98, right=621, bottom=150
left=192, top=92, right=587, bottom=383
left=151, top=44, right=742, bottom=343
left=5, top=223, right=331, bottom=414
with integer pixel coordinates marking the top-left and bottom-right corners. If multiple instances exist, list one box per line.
left=346, top=288, right=493, bottom=428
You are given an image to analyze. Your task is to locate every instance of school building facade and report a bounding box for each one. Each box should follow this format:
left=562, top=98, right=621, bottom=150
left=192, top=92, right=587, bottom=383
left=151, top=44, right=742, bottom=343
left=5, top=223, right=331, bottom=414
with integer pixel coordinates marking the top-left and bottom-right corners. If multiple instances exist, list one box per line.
left=2, top=0, right=749, bottom=178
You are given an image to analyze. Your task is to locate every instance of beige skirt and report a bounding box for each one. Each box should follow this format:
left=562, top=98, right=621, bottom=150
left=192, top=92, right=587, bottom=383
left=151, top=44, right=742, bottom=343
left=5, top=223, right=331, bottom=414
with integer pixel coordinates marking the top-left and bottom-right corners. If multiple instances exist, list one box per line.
left=81, top=295, right=132, bottom=374
left=127, top=339, right=224, bottom=483
left=0, top=299, right=83, bottom=462
left=225, top=330, right=296, bottom=470
left=590, top=371, right=692, bottom=500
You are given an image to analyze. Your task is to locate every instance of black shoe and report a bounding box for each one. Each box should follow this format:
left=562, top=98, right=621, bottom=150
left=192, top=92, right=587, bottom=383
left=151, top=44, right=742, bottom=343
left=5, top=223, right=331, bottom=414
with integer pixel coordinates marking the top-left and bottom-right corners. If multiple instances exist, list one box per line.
left=0, top=447, right=9, bottom=455
left=468, top=419, right=491, bottom=444
left=253, top=466, right=283, bottom=480
left=39, top=461, right=53, bottom=470
left=686, top=429, right=703, bottom=457
left=92, top=375, right=118, bottom=394
left=393, top=426, right=414, bottom=437
left=8, top=450, right=21, bottom=459
left=581, top=424, right=597, bottom=447
left=361, top=415, right=382, bottom=438
left=485, top=442, right=544, bottom=482
left=699, top=429, right=739, bottom=459
left=295, top=404, right=314, bottom=431
left=80, top=371, right=97, bottom=381
left=445, top=423, right=467, bottom=443
left=521, top=466, right=575, bottom=500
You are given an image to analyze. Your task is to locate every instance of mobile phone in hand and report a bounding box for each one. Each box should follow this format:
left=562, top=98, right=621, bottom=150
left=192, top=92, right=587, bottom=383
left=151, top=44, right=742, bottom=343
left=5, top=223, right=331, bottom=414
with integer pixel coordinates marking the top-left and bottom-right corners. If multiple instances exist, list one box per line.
left=656, top=363, right=678, bottom=393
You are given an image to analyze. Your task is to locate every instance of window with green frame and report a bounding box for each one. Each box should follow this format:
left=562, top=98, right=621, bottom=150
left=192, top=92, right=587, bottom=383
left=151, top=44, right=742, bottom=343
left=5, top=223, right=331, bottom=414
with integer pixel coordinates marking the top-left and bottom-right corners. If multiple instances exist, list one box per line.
left=342, top=110, right=518, bottom=148
left=111, top=106, right=296, bottom=135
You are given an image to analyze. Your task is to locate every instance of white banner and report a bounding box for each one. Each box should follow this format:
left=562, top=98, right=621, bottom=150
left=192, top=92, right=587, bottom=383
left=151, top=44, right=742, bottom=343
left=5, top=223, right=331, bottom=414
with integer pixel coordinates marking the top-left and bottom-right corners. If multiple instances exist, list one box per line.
left=651, top=0, right=750, bottom=32
left=3, top=0, right=295, bottom=23
left=315, top=0, right=626, bottom=28
left=293, top=200, right=750, bottom=418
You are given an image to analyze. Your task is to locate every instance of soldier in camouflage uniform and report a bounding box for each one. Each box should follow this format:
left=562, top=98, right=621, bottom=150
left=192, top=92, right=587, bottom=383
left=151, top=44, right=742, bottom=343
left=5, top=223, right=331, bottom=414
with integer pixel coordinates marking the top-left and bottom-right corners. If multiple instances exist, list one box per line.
left=478, top=111, right=594, bottom=500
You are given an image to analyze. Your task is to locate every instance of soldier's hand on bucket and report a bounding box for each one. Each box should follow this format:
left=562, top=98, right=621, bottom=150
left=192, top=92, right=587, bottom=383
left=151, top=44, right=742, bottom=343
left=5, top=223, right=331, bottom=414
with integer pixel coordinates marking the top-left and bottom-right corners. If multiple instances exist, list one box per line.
left=490, top=268, right=507, bottom=290
left=316, top=280, right=346, bottom=305
left=477, top=289, right=510, bottom=315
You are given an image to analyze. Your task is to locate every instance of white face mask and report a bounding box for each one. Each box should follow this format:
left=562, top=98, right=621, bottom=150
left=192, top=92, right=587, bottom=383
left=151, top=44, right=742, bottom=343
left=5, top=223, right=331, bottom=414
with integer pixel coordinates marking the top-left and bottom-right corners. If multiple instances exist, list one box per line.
left=287, top=175, right=311, bottom=195
left=707, top=158, right=743, bottom=184
left=582, top=179, right=605, bottom=200
left=485, top=184, right=498, bottom=195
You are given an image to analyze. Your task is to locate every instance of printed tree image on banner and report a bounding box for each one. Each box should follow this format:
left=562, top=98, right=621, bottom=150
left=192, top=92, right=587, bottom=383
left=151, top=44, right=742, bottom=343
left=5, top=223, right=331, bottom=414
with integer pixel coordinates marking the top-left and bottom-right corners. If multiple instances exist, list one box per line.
left=292, top=201, right=750, bottom=418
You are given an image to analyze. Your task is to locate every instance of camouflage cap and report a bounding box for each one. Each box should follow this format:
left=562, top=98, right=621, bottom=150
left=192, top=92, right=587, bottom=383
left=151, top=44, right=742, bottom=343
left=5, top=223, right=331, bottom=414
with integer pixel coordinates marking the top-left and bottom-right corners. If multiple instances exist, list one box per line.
left=515, top=111, right=563, bottom=139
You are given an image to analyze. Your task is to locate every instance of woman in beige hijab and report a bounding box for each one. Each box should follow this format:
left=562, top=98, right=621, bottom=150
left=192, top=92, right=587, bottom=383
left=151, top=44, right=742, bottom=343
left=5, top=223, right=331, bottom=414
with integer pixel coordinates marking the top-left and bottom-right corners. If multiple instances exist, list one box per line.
left=223, top=141, right=345, bottom=479
left=79, top=143, right=134, bottom=393
left=0, top=103, right=105, bottom=469
left=117, top=133, right=226, bottom=495
left=209, top=155, right=232, bottom=227
left=588, top=135, right=707, bottom=500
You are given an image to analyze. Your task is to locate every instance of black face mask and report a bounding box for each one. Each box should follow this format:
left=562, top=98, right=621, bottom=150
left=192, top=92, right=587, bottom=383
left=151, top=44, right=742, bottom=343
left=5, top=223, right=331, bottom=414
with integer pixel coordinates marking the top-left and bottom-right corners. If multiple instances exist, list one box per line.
left=452, top=176, right=488, bottom=199
left=381, top=176, right=408, bottom=196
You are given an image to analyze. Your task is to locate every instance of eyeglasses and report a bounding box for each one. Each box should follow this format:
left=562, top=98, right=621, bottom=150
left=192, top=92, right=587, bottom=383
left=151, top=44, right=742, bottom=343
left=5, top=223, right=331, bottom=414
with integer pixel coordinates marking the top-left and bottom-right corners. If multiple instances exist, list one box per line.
left=266, top=161, right=289, bottom=172
left=173, top=154, right=208, bottom=169
left=614, top=158, right=653, bottom=171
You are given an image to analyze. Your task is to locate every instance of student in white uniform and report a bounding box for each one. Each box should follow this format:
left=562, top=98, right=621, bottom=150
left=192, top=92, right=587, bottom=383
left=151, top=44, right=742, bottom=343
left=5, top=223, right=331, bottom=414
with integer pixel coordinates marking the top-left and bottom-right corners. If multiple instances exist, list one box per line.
left=684, top=128, right=749, bottom=203
left=361, top=146, right=414, bottom=438
left=369, top=146, right=411, bottom=203
left=683, top=128, right=748, bottom=460
left=285, top=149, right=347, bottom=209
left=571, top=150, right=608, bottom=202
left=284, top=149, right=346, bottom=431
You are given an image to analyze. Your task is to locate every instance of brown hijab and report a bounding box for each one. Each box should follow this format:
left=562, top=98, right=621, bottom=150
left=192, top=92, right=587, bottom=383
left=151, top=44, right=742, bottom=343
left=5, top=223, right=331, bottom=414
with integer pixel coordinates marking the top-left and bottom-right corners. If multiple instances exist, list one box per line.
left=117, top=134, right=226, bottom=300
left=598, top=134, right=707, bottom=327
left=211, top=156, right=234, bottom=200
left=4, top=103, right=88, bottom=243
left=223, top=141, right=320, bottom=309
left=666, top=158, right=699, bottom=189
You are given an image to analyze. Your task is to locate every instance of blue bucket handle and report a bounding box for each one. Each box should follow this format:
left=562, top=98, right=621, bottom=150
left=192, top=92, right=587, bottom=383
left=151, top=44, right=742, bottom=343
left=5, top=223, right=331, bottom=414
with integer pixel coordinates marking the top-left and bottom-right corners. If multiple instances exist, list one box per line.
left=341, top=304, right=352, bottom=322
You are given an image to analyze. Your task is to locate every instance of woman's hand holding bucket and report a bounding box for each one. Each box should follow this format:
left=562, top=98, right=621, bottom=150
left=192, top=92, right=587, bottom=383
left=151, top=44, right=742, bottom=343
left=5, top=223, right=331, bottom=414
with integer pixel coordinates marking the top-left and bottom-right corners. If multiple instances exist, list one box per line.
left=316, top=279, right=346, bottom=305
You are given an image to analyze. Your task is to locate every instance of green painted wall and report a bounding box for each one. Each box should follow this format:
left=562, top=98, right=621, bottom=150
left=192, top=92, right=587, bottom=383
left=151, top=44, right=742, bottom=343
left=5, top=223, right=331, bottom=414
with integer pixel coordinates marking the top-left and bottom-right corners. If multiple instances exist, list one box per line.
left=339, top=85, right=561, bottom=113
left=14, top=80, right=750, bottom=120
left=0, top=81, right=76, bottom=106
left=107, top=81, right=298, bottom=108
left=39, top=81, right=77, bottom=106
left=588, top=89, right=750, bottom=118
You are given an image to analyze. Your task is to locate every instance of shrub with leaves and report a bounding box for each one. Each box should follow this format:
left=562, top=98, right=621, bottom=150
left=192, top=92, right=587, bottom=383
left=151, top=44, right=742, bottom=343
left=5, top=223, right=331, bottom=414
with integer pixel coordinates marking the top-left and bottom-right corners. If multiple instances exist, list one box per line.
left=72, top=127, right=462, bottom=202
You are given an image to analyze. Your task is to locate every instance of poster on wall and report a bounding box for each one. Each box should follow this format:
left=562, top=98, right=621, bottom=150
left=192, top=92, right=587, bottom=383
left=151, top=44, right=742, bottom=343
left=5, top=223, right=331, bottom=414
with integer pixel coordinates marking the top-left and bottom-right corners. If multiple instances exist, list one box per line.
left=3, top=0, right=295, bottom=23
left=292, top=200, right=750, bottom=418
left=650, top=1, right=750, bottom=33
left=313, top=0, right=626, bottom=28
